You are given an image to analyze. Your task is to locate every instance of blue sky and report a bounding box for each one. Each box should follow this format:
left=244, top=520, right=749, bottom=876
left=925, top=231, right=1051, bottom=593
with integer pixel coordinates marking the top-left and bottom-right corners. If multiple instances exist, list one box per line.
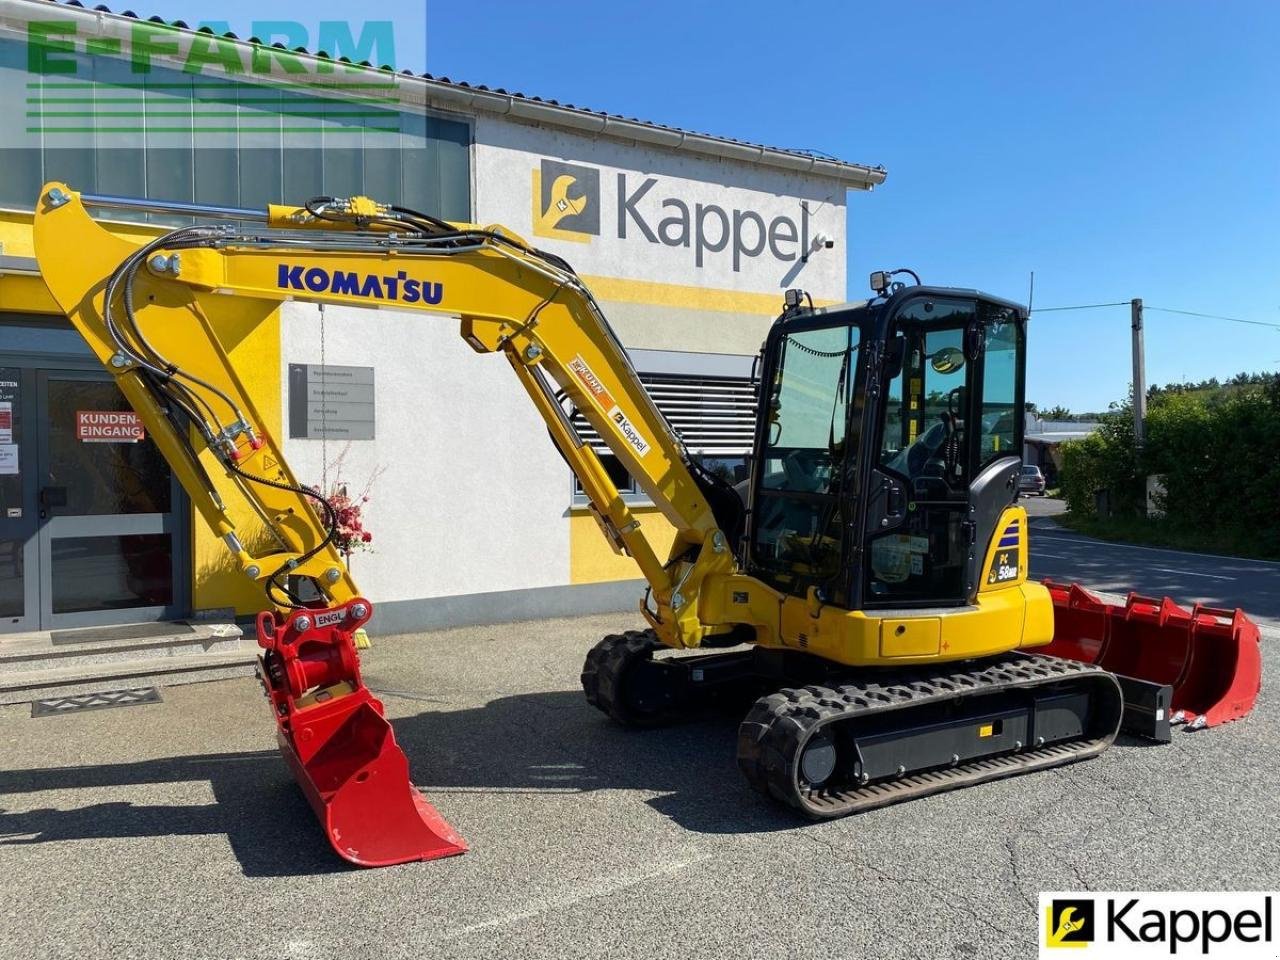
left=133, top=1, right=1280, bottom=411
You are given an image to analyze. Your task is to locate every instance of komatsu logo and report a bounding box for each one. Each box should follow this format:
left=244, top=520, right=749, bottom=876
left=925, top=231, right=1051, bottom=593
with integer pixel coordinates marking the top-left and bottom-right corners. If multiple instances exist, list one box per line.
left=277, top=265, right=444, bottom=305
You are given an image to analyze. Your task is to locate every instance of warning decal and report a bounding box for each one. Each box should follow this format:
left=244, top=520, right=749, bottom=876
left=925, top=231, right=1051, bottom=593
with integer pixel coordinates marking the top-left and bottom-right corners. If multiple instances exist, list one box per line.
left=566, top=355, right=652, bottom=457
left=77, top=410, right=145, bottom=443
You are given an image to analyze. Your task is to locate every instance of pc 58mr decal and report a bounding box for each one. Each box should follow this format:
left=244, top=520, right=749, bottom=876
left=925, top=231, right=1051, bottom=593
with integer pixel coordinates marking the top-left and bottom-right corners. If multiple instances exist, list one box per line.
left=987, top=518, right=1022, bottom=585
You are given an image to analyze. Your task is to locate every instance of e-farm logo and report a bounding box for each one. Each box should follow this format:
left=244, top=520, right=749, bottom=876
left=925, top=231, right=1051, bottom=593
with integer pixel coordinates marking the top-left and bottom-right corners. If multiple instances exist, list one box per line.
left=24, top=14, right=409, bottom=137
left=530, top=159, right=816, bottom=272
left=1039, top=893, right=1277, bottom=958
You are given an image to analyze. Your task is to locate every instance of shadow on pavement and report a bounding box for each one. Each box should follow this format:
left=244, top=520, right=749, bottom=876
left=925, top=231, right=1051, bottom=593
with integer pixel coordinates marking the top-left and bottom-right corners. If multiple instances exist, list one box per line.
left=0, top=689, right=799, bottom=876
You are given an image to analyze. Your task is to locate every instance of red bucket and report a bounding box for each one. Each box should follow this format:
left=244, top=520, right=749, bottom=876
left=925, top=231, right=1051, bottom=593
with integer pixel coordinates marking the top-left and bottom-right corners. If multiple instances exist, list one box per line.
left=258, top=600, right=467, bottom=867
left=1037, top=581, right=1262, bottom=729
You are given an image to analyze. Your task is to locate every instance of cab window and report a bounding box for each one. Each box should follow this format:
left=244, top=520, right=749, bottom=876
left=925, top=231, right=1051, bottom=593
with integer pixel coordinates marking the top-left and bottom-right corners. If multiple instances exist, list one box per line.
left=753, top=322, right=859, bottom=595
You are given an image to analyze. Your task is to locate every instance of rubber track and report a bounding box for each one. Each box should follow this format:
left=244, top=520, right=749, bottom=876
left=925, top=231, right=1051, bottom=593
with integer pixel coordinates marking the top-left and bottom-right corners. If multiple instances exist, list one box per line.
left=737, top=653, right=1121, bottom=819
left=580, top=630, right=663, bottom=726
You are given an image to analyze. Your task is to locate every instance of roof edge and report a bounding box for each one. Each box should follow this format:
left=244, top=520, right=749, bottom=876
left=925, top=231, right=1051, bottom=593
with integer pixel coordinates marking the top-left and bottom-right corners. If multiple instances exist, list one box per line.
left=16, top=0, right=886, bottom=189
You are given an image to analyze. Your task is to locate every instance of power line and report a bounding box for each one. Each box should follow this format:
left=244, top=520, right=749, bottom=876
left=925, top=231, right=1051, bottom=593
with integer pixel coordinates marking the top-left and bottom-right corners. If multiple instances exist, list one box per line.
left=1030, top=301, right=1129, bottom=313
left=1030, top=300, right=1280, bottom=331
left=1146, top=306, right=1280, bottom=332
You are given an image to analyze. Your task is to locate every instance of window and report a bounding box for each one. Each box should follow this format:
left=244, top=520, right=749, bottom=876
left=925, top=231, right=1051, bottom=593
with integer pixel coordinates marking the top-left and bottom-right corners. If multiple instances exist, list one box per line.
left=979, top=308, right=1022, bottom=467
left=752, top=323, right=860, bottom=595
left=570, top=371, right=757, bottom=502
left=0, top=38, right=472, bottom=220
left=866, top=297, right=976, bottom=606
left=760, top=325, right=856, bottom=496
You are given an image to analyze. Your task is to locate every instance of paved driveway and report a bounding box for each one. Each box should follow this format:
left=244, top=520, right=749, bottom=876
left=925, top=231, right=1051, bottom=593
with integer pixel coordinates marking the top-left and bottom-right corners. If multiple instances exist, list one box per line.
left=1, top=535, right=1275, bottom=960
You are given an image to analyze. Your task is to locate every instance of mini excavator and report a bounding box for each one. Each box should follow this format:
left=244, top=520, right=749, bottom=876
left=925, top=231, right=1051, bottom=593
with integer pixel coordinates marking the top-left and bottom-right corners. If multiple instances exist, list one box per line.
left=30, top=184, right=1261, bottom=868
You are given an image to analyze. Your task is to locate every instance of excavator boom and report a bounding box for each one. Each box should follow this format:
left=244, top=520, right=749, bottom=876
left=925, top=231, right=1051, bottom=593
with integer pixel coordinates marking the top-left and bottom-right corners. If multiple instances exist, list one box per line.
left=31, top=183, right=738, bottom=865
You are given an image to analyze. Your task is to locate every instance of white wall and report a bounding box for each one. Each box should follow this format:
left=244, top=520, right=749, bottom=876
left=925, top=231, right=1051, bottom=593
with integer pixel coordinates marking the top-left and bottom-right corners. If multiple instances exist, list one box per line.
left=280, top=302, right=570, bottom=604
left=278, top=112, right=855, bottom=611
left=472, top=114, right=848, bottom=354
left=473, top=115, right=847, bottom=297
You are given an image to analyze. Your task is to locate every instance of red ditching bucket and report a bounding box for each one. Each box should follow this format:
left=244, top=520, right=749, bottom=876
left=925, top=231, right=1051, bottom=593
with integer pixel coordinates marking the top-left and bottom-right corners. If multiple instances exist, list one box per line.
left=1038, top=580, right=1263, bottom=729
left=257, top=599, right=467, bottom=867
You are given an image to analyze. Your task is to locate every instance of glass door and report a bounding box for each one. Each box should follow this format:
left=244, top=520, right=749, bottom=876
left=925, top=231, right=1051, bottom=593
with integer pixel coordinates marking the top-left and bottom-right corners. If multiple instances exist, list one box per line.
left=34, top=371, right=187, bottom=629
left=866, top=297, right=978, bottom=606
left=0, top=367, right=37, bottom=632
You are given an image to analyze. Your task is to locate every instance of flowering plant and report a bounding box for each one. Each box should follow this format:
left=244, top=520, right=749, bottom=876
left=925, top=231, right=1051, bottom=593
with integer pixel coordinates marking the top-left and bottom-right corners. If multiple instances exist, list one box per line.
left=328, top=487, right=373, bottom=555
left=314, top=444, right=385, bottom=559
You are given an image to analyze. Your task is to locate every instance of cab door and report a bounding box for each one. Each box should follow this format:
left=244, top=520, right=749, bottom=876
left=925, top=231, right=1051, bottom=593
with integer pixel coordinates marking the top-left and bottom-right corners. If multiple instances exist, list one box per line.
left=862, top=295, right=1027, bottom=608
left=864, top=296, right=978, bottom=607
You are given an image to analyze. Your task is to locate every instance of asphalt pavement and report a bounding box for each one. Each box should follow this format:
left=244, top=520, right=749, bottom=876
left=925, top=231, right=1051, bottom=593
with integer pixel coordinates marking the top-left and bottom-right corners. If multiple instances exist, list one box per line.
left=1, top=515, right=1276, bottom=960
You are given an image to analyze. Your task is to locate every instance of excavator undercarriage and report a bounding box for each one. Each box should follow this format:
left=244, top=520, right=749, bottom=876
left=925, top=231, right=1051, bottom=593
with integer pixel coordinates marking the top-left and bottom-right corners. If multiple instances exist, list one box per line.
left=582, top=631, right=1125, bottom=817
left=27, top=184, right=1262, bottom=869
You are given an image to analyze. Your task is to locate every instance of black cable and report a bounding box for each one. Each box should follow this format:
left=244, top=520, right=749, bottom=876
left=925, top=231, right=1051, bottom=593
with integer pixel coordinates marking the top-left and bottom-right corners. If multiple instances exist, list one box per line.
left=1030, top=301, right=1129, bottom=313
left=1146, top=306, right=1280, bottom=331
left=225, top=459, right=340, bottom=609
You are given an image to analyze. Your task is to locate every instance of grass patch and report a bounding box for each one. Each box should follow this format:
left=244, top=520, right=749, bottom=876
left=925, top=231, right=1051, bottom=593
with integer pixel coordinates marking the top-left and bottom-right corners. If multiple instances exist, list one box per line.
left=1056, top=512, right=1280, bottom=561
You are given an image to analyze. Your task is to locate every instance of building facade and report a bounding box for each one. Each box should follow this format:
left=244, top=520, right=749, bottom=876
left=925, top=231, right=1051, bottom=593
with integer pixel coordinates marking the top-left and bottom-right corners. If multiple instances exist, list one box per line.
left=0, top=0, right=884, bottom=634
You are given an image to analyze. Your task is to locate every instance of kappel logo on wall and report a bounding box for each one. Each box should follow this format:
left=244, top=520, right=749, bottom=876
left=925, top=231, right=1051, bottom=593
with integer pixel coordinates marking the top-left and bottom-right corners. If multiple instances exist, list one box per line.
left=533, top=160, right=601, bottom=243
left=530, top=157, right=820, bottom=272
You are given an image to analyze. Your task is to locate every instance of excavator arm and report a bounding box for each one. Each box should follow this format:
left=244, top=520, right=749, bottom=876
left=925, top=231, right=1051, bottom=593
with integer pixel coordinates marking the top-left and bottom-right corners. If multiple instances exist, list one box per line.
left=31, top=182, right=739, bottom=866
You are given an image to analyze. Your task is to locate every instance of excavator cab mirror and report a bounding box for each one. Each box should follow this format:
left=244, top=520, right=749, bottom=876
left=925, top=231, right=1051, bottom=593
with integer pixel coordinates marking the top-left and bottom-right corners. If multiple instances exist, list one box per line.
left=929, top=345, right=965, bottom=375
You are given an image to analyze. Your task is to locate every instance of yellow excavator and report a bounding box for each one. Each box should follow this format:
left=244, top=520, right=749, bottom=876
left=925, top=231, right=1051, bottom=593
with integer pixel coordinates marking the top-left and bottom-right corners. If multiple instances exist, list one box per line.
left=29, top=183, right=1260, bottom=868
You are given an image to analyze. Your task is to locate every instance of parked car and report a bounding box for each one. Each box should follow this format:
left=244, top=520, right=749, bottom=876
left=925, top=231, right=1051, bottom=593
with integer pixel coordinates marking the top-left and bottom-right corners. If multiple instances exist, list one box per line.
left=1019, top=464, right=1047, bottom=496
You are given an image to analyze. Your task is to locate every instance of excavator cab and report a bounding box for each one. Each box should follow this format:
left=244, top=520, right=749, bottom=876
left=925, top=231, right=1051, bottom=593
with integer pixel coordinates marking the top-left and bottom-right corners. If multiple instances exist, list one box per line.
left=747, top=285, right=1027, bottom=612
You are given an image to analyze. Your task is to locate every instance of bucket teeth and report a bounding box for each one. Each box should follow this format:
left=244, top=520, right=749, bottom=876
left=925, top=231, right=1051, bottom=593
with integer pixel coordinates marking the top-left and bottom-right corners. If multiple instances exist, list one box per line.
left=1035, top=580, right=1262, bottom=731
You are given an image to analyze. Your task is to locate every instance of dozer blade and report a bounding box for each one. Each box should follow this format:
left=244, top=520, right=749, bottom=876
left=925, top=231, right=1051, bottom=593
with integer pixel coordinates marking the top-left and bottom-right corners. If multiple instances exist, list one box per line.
left=1037, top=580, right=1262, bottom=730
left=257, top=600, right=467, bottom=868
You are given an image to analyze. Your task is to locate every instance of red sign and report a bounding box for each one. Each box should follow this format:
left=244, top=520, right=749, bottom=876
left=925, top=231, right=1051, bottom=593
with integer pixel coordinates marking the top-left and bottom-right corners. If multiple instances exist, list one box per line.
left=77, top=410, right=145, bottom=443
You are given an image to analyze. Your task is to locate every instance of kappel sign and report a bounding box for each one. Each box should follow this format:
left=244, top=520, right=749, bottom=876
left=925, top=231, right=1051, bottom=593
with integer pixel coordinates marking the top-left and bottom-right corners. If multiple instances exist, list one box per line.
left=77, top=411, right=145, bottom=443
left=531, top=159, right=820, bottom=272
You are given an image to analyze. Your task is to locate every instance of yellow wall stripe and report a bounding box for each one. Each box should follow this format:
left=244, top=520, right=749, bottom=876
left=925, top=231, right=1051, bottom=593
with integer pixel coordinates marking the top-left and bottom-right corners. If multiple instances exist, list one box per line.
left=580, top=273, right=840, bottom=316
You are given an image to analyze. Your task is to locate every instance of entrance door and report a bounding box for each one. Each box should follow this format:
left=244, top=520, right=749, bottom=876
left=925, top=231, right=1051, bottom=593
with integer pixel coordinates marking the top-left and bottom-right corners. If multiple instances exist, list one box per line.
left=0, top=367, right=187, bottom=632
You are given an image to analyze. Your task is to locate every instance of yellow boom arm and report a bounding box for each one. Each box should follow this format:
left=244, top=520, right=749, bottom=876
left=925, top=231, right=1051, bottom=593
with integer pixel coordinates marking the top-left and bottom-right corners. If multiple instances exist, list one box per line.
left=31, top=184, right=737, bottom=649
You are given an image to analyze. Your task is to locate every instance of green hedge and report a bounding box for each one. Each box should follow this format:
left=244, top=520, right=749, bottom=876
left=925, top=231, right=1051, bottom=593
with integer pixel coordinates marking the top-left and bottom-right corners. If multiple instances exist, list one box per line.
left=1059, top=381, right=1280, bottom=549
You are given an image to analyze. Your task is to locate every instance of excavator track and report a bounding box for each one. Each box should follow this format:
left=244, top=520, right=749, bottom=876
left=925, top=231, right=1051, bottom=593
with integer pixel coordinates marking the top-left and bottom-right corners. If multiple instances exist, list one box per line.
left=737, top=653, right=1124, bottom=819
left=581, top=630, right=670, bottom=726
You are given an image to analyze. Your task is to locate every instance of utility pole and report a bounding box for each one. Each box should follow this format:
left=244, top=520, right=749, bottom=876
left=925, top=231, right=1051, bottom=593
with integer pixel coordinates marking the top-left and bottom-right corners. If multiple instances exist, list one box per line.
left=1131, top=298, right=1146, bottom=448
